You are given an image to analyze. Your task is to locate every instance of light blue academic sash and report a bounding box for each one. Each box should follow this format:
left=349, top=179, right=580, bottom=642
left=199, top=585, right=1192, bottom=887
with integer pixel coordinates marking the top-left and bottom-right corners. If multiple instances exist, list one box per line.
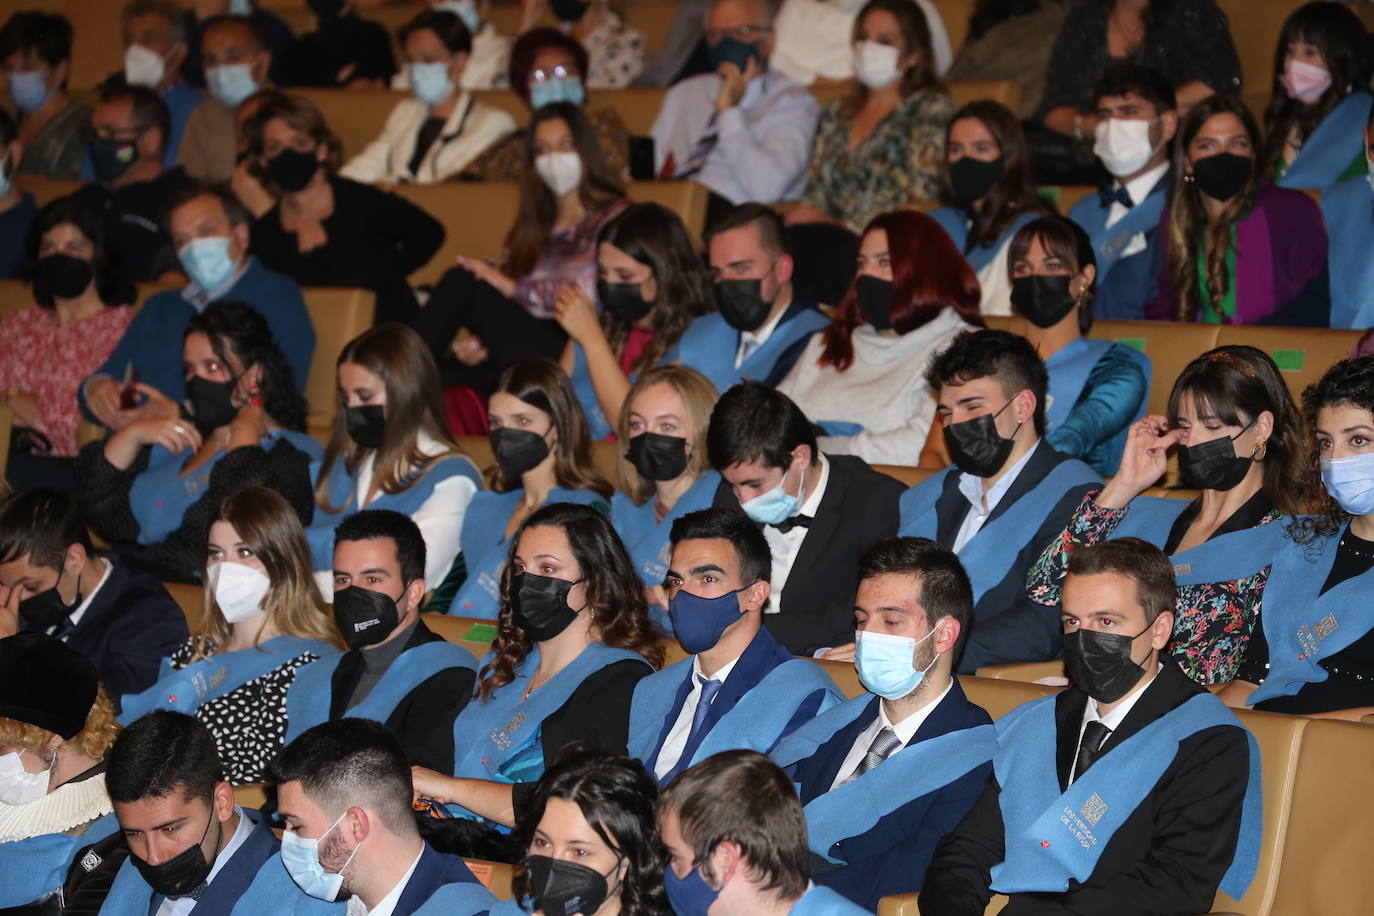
left=283, top=640, right=479, bottom=743
left=1110, top=497, right=1289, bottom=587
left=1069, top=179, right=1169, bottom=281
left=1277, top=91, right=1373, bottom=191
left=228, top=852, right=344, bottom=915
left=1321, top=173, right=1374, bottom=329
left=405, top=879, right=501, bottom=915
left=989, top=693, right=1261, bottom=900
left=929, top=207, right=1038, bottom=272
left=899, top=459, right=1101, bottom=602
left=1044, top=338, right=1114, bottom=433
left=771, top=695, right=996, bottom=864
left=446, top=487, right=607, bottom=619
left=0, top=812, right=118, bottom=907
left=789, top=884, right=877, bottom=915
left=668, top=309, right=831, bottom=393
left=1246, top=526, right=1374, bottom=704
left=612, top=471, right=721, bottom=589
left=485, top=900, right=530, bottom=915
left=118, top=636, right=338, bottom=724
left=571, top=342, right=638, bottom=441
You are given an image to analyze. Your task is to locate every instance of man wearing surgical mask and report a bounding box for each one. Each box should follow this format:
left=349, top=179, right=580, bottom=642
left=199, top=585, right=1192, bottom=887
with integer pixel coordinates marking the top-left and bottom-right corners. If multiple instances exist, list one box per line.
left=177, top=16, right=274, bottom=183
left=282, top=510, right=477, bottom=772
left=1067, top=64, right=1178, bottom=320
left=772, top=537, right=993, bottom=910
left=184, top=0, right=293, bottom=91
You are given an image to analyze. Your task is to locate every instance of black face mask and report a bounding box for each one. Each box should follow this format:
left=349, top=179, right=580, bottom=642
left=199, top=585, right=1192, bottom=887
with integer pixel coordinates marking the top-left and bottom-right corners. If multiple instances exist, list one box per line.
left=333, top=584, right=403, bottom=649
left=943, top=399, right=1020, bottom=478
left=186, top=375, right=238, bottom=437
left=1177, top=423, right=1254, bottom=491
left=18, top=567, right=81, bottom=629
left=523, top=855, right=615, bottom=916
left=266, top=147, right=320, bottom=193
left=1011, top=274, right=1079, bottom=329
left=512, top=572, right=581, bottom=642
left=548, top=0, right=591, bottom=21
left=1191, top=153, right=1251, bottom=203
left=490, top=427, right=551, bottom=477
left=856, top=275, right=894, bottom=330
left=598, top=279, right=653, bottom=323
left=89, top=138, right=138, bottom=182
left=306, top=0, right=346, bottom=19
left=35, top=254, right=94, bottom=301
left=345, top=404, right=386, bottom=450
left=948, top=156, right=1004, bottom=208
left=130, top=811, right=219, bottom=898
left=626, top=432, right=689, bottom=481
left=1063, top=625, right=1150, bottom=704
left=713, top=278, right=771, bottom=332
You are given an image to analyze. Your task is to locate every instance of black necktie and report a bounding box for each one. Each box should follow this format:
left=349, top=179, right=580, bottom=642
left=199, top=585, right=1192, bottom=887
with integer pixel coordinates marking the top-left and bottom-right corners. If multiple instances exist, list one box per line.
left=1073, top=721, right=1112, bottom=783
left=1098, top=184, right=1134, bottom=209
left=768, top=515, right=812, bottom=534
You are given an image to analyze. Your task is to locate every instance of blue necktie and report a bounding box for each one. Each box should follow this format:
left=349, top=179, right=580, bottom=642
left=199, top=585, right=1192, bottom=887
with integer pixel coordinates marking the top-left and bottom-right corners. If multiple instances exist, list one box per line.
left=686, top=675, right=723, bottom=746
left=1098, top=184, right=1134, bottom=209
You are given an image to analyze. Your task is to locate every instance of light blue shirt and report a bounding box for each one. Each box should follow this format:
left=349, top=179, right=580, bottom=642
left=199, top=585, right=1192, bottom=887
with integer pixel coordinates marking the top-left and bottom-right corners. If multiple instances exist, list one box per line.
left=953, top=440, right=1042, bottom=553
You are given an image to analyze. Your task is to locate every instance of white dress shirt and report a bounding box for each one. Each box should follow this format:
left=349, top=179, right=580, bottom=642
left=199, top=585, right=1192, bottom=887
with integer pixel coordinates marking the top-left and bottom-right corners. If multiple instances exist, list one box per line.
left=1105, top=162, right=1169, bottom=259
left=48, top=556, right=113, bottom=637
left=734, top=296, right=790, bottom=367
left=830, top=680, right=953, bottom=790
left=762, top=454, right=830, bottom=618
left=952, top=440, right=1041, bottom=553
left=653, top=654, right=743, bottom=779
left=346, top=845, right=425, bottom=916
left=1072, top=663, right=1163, bottom=784
left=154, top=808, right=252, bottom=916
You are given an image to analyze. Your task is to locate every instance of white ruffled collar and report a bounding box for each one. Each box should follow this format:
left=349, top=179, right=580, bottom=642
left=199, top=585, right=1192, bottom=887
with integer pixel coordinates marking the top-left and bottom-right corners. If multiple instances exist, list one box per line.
left=0, top=771, right=112, bottom=844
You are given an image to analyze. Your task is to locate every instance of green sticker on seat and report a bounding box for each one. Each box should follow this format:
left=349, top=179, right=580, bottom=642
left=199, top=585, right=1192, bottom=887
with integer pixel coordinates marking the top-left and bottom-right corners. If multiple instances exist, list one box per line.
left=1271, top=349, right=1305, bottom=371
left=1036, top=186, right=1061, bottom=206
left=1114, top=337, right=1146, bottom=352
left=465, top=623, right=499, bottom=643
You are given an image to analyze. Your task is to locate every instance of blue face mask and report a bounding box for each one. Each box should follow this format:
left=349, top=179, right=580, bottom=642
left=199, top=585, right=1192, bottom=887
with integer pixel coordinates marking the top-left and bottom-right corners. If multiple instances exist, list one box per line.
left=435, top=0, right=482, bottom=33
left=206, top=63, right=259, bottom=108
left=179, top=236, right=238, bottom=292
left=280, top=811, right=363, bottom=902
left=663, top=864, right=720, bottom=916
left=529, top=75, right=585, bottom=109
left=1322, top=453, right=1374, bottom=516
left=228, top=0, right=253, bottom=14
left=410, top=61, right=454, bottom=106
left=707, top=36, right=760, bottom=73
left=854, top=627, right=940, bottom=700
left=669, top=585, right=748, bottom=654
left=739, top=463, right=805, bottom=526
left=8, top=70, right=50, bottom=112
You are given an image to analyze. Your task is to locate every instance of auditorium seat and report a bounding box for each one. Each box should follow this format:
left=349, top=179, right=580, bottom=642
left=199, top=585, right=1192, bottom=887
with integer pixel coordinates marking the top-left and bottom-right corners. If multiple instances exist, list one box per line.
left=0, top=403, right=11, bottom=481
left=420, top=612, right=499, bottom=659
left=974, top=660, right=1065, bottom=682
left=814, top=657, right=864, bottom=699
left=233, top=783, right=269, bottom=810
left=1214, top=325, right=1362, bottom=409
left=957, top=675, right=1059, bottom=719
left=811, top=79, right=1020, bottom=118
left=872, top=465, right=935, bottom=487
left=1089, top=320, right=1221, bottom=418
left=298, top=286, right=376, bottom=431
left=462, top=859, right=516, bottom=900
left=16, top=175, right=83, bottom=207
left=164, top=580, right=205, bottom=634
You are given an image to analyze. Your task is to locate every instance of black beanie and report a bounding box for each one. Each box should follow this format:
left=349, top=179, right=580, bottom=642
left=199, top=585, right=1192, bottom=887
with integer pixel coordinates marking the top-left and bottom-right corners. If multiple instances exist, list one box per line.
left=0, top=633, right=98, bottom=739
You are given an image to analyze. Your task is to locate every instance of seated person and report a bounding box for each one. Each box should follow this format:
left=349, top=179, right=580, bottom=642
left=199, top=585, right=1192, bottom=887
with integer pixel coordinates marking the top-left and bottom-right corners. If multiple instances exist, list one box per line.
left=1266, top=2, right=1372, bottom=191
left=944, top=1, right=1067, bottom=121
left=391, top=0, right=511, bottom=92
left=411, top=503, right=661, bottom=838
left=771, top=537, right=994, bottom=909
left=557, top=202, right=713, bottom=439
left=307, top=323, right=482, bottom=599
left=0, top=107, right=38, bottom=276
left=1325, top=104, right=1374, bottom=329
left=631, top=507, right=842, bottom=784
left=708, top=381, right=905, bottom=655
left=0, top=488, right=187, bottom=700
left=285, top=510, right=478, bottom=771
left=659, top=749, right=872, bottom=915
left=1009, top=215, right=1150, bottom=476
left=674, top=203, right=828, bottom=393
left=103, top=0, right=205, bottom=170
left=244, top=92, right=445, bottom=327
left=272, top=718, right=497, bottom=913
left=771, top=0, right=950, bottom=86
left=1067, top=63, right=1178, bottom=321
left=0, top=634, right=121, bottom=910
left=186, top=0, right=293, bottom=89
left=340, top=9, right=515, bottom=185
left=78, top=85, right=187, bottom=282
left=419, top=102, right=628, bottom=393
left=1147, top=94, right=1329, bottom=325
left=778, top=210, right=981, bottom=467
left=920, top=538, right=1260, bottom=916
left=177, top=14, right=277, bottom=183
left=1, top=195, right=136, bottom=490
left=898, top=329, right=1100, bottom=672
left=1, top=11, right=92, bottom=180
left=279, top=0, right=396, bottom=89
left=929, top=101, right=1052, bottom=315
left=518, top=0, right=644, bottom=88
left=651, top=0, right=819, bottom=218
left=119, top=487, right=343, bottom=785
left=80, top=181, right=315, bottom=432
left=434, top=359, right=610, bottom=618
left=78, top=302, right=323, bottom=583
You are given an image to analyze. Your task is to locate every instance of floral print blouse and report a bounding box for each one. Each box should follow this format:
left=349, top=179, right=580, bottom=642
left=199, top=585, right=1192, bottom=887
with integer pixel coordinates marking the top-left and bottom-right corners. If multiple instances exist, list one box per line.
left=583, top=9, right=645, bottom=89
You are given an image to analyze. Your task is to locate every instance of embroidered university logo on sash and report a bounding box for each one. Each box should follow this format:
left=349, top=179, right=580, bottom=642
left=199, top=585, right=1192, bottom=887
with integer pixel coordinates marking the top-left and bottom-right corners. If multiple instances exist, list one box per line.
left=1080, top=793, right=1108, bottom=826
left=1316, top=614, right=1339, bottom=638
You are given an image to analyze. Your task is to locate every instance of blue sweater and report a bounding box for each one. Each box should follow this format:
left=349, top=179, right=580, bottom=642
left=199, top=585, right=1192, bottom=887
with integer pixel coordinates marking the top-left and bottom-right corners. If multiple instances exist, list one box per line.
left=80, top=256, right=315, bottom=422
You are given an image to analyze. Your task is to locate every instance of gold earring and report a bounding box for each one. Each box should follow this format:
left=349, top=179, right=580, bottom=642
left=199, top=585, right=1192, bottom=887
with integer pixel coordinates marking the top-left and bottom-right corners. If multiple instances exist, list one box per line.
left=1253, top=438, right=1268, bottom=461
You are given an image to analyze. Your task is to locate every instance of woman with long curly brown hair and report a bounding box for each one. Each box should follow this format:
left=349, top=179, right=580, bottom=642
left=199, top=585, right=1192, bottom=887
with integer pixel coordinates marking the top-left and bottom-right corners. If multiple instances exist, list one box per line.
left=412, top=502, right=661, bottom=841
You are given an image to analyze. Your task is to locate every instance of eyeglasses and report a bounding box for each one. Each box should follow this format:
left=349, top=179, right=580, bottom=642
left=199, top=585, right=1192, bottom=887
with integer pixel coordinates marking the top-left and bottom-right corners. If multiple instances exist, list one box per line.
left=92, top=124, right=149, bottom=144
left=530, top=65, right=578, bottom=82
left=705, top=24, right=770, bottom=43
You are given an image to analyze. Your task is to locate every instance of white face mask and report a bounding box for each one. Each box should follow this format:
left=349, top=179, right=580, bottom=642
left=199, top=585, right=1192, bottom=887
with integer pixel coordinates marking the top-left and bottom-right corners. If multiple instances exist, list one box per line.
left=0, top=749, right=55, bottom=806
left=535, top=151, right=582, bottom=196
left=208, top=562, right=272, bottom=624
left=852, top=40, right=903, bottom=90
left=1093, top=117, right=1163, bottom=178
left=124, top=43, right=167, bottom=88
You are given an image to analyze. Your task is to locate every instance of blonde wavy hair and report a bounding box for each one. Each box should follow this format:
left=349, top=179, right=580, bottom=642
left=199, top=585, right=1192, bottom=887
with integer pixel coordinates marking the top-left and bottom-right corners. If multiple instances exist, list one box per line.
left=0, top=684, right=121, bottom=761
left=615, top=366, right=720, bottom=506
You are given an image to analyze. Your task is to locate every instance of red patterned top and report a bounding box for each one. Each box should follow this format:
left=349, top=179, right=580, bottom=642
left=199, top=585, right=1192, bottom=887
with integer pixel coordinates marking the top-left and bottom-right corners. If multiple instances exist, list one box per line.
left=0, top=304, right=136, bottom=456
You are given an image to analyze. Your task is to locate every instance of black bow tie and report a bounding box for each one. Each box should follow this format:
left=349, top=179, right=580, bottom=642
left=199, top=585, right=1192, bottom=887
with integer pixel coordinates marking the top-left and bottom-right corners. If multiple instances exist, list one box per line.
left=767, top=515, right=812, bottom=534
left=1098, top=184, right=1134, bottom=209
left=167, top=884, right=207, bottom=901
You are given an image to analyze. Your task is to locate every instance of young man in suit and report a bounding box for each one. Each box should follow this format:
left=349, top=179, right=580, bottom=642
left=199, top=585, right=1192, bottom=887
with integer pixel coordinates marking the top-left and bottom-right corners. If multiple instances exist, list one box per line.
left=898, top=329, right=1101, bottom=672
left=629, top=507, right=842, bottom=786
left=920, top=538, right=1260, bottom=916
left=708, top=381, right=906, bottom=656
left=772, top=537, right=995, bottom=910
left=284, top=510, right=477, bottom=772
left=0, top=487, right=187, bottom=701
left=272, top=718, right=496, bottom=914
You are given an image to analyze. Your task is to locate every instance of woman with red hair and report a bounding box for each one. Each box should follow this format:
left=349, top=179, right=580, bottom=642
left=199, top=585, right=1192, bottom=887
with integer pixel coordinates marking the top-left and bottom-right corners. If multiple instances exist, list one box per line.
left=777, top=210, right=982, bottom=466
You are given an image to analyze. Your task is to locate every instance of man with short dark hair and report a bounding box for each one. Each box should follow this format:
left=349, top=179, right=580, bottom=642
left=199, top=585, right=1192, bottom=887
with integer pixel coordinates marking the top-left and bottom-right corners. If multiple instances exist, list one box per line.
left=0, top=106, right=37, bottom=277
left=898, top=329, right=1100, bottom=672
left=771, top=537, right=995, bottom=909
left=921, top=538, right=1260, bottom=916
left=629, top=507, right=841, bottom=786
left=708, top=381, right=904, bottom=655
left=659, top=749, right=871, bottom=915
left=271, top=718, right=496, bottom=914
left=177, top=16, right=273, bottom=182
left=673, top=203, right=829, bottom=392
left=283, top=510, right=477, bottom=772
left=0, top=488, right=187, bottom=700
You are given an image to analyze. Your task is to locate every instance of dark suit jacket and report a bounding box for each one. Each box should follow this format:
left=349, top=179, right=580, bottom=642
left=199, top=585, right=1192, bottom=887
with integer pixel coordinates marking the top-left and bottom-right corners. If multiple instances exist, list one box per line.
left=329, top=620, right=476, bottom=772
left=790, top=680, right=992, bottom=911
left=925, top=445, right=1097, bottom=672
left=714, top=454, right=905, bottom=655
left=920, top=664, right=1250, bottom=916
left=394, top=843, right=486, bottom=915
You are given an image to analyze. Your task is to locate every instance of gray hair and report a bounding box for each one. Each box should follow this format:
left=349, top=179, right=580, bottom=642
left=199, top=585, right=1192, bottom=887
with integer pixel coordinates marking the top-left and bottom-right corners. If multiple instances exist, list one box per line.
left=122, top=0, right=193, bottom=47
left=704, top=0, right=781, bottom=30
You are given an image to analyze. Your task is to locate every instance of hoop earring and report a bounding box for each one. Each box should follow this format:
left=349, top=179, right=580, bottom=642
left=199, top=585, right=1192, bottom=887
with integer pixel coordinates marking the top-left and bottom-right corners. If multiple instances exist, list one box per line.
left=1253, top=438, right=1268, bottom=461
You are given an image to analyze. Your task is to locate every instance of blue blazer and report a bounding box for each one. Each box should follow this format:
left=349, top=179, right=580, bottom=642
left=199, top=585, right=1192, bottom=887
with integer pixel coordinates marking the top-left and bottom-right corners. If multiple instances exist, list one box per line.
left=393, top=844, right=495, bottom=916
left=1068, top=177, right=1169, bottom=321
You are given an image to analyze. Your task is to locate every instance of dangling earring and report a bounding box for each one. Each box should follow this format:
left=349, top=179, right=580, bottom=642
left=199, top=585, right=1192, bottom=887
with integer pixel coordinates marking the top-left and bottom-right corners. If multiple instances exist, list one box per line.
left=249, top=382, right=263, bottom=407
